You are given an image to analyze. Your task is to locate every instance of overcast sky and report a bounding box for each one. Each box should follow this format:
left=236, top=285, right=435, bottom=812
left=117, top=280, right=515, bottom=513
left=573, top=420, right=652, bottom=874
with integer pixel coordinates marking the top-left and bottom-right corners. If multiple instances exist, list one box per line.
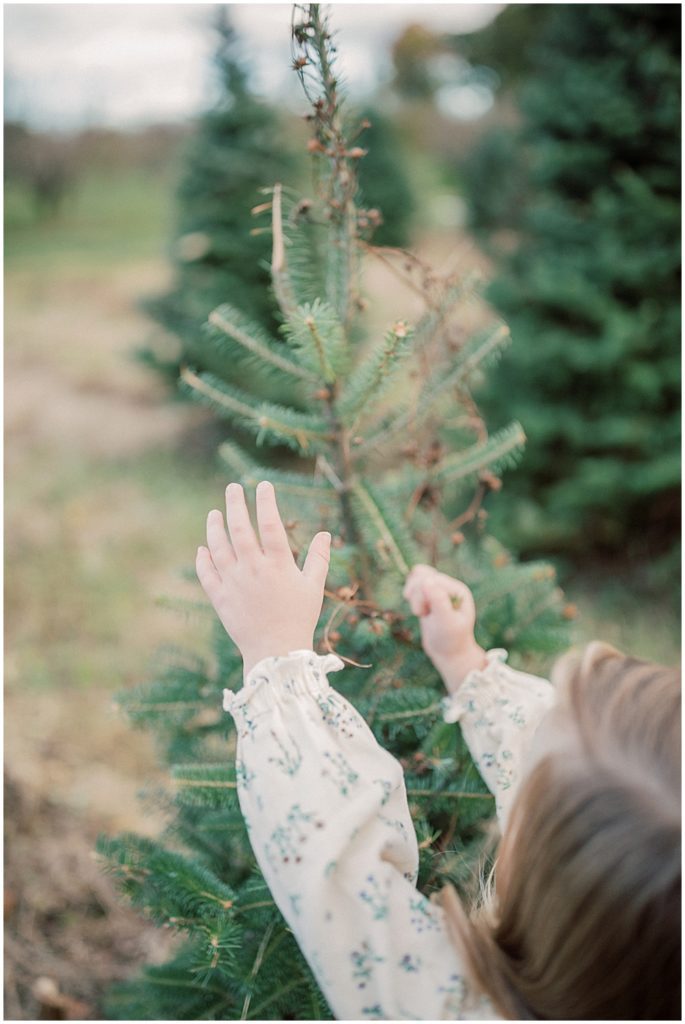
left=4, top=3, right=503, bottom=131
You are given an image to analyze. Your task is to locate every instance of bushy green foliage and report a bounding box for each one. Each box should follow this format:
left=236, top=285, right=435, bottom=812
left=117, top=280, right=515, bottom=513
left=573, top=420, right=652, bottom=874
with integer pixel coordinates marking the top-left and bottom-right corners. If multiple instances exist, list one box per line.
left=460, top=126, right=529, bottom=237
left=461, top=4, right=680, bottom=589
left=98, top=6, right=571, bottom=1018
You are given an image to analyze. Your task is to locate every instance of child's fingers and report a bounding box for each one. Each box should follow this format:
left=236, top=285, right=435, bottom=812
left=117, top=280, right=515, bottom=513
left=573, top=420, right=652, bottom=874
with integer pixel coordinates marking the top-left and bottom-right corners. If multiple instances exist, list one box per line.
left=255, top=480, right=293, bottom=560
left=422, top=584, right=455, bottom=616
left=225, top=482, right=260, bottom=561
left=403, top=566, right=435, bottom=603
left=301, top=531, right=331, bottom=588
left=196, top=545, right=223, bottom=601
left=206, top=509, right=236, bottom=576
left=408, top=585, right=430, bottom=617
left=403, top=579, right=428, bottom=615
left=404, top=563, right=437, bottom=590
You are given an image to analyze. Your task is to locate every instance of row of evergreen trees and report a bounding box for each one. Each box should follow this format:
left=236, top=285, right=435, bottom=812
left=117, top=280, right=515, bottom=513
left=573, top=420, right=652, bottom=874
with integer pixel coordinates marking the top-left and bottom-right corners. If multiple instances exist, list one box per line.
left=97, top=5, right=571, bottom=1018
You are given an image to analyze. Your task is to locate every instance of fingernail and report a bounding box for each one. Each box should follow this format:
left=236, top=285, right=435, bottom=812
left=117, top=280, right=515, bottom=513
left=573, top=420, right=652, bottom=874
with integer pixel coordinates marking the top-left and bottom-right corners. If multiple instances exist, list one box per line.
left=257, top=480, right=273, bottom=491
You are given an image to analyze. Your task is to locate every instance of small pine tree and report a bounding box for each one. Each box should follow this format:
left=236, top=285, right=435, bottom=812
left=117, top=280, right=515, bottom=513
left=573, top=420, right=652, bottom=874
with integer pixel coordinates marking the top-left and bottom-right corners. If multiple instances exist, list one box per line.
left=462, top=4, right=681, bottom=589
left=140, top=5, right=299, bottom=394
left=97, top=7, right=571, bottom=1019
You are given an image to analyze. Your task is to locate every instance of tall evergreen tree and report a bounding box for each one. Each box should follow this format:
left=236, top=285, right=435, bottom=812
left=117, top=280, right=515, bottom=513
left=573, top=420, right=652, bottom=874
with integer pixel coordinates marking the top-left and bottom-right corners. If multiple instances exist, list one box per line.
left=98, top=7, right=571, bottom=1019
left=462, top=4, right=681, bottom=588
left=141, top=5, right=299, bottom=392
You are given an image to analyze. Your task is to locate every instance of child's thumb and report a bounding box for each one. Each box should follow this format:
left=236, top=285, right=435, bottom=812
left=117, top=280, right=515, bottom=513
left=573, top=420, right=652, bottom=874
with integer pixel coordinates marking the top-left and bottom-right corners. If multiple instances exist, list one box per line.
left=302, top=531, right=331, bottom=586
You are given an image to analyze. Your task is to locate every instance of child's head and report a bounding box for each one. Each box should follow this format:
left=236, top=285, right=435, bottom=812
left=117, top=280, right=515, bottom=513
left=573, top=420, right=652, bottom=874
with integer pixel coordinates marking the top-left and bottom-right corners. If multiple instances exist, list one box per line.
left=444, top=641, right=681, bottom=1019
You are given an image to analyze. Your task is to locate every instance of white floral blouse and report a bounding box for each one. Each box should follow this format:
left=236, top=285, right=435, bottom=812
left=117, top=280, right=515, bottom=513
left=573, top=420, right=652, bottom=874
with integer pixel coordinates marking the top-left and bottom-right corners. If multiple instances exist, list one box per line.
left=223, top=647, right=556, bottom=1021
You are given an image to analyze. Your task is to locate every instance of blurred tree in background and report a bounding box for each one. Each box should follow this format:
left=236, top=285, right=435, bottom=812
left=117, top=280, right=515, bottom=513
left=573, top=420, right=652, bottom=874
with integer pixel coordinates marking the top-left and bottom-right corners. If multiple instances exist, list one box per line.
left=454, top=4, right=552, bottom=91
left=391, top=23, right=444, bottom=100
left=97, top=6, right=570, bottom=1018
left=460, top=3, right=681, bottom=595
left=455, top=4, right=554, bottom=240
left=140, top=6, right=299, bottom=391
left=355, top=105, right=416, bottom=247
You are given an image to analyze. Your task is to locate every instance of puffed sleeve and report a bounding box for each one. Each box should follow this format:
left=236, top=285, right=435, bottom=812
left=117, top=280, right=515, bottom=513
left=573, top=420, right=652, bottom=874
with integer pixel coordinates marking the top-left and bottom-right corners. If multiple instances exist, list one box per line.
left=223, top=650, right=498, bottom=1022
left=442, top=648, right=556, bottom=830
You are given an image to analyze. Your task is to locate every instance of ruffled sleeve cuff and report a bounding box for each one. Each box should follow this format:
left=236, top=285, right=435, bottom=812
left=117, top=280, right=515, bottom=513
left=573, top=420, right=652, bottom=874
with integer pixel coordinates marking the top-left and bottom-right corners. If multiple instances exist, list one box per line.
left=441, top=648, right=510, bottom=724
left=223, top=649, right=345, bottom=724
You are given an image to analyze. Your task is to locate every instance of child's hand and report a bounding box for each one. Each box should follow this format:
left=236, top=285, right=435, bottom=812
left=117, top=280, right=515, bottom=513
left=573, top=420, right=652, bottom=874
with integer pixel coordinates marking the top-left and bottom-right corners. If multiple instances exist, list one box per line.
left=403, top=564, right=487, bottom=694
left=196, top=481, right=331, bottom=678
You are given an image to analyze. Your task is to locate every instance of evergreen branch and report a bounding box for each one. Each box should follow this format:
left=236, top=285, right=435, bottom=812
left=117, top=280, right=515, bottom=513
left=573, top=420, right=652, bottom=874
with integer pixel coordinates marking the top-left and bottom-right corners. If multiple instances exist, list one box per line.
left=406, top=790, right=495, bottom=801
left=249, top=975, right=309, bottom=1020
left=96, top=834, right=236, bottom=920
left=338, top=320, right=414, bottom=425
left=375, top=702, right=442, bottom=722
left=179, top=366, right=333, bottom=452
left=207, top=304, right=318, bottom=382
left=349, top=478, right=420, bottom=575
left=171, top=765, right=240, bottom=811
left=433, top=422, right=527, bottom=485
left=218, top=439, right=337, bottom=503
left=281, top=299, right=348, bottom=383
left=292, top=5, right=360, bottom=327
left=124, top=975, right=228, bottom=996
left=501, top=587, right=566, bottom=643
left=271, top=182, right=298, bottom=318
left=125, top=700, right=209, bottom=713
left=233, top=900, right=275, bottom=915
left=174, top=778, right=238, bottom=789
left=241, top=920, right=277, bottom=1020
left=359, top=322, right=511, bottom=454
left=117, top=664, right=212, bottom=727
left=450, top=321, right=511, bottom=379
left=263, top=186, right=329, bottom=308
left=473, top=560, right=558, bottom=609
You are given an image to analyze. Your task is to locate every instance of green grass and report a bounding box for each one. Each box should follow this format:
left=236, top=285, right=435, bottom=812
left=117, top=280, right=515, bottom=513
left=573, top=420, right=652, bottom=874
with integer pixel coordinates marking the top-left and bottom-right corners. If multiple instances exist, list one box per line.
left=6, top=438, right=225, bottom=692
left=5, top=169, right=175, bottom=268
left=563, top=570, right=680, bottom=667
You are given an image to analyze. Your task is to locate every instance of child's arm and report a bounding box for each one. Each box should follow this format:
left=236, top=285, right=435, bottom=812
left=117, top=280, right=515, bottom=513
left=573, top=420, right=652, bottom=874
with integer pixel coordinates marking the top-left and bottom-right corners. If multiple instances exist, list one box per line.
left=404, top=565, right=556, bottom=831
left=196, top=483, right=495, bottom=1021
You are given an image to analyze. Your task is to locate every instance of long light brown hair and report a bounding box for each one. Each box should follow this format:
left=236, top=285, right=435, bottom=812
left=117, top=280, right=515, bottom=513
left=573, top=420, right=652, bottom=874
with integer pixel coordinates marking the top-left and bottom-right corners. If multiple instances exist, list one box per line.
left=441, top=641, right=681, bottom=1019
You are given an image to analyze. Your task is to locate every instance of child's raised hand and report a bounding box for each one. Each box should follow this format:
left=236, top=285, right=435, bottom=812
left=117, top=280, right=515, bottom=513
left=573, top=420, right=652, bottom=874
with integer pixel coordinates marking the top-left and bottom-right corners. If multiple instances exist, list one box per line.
left=196, top=481, right=331, bottom=678
left=403, top=564, right=487, bottom=694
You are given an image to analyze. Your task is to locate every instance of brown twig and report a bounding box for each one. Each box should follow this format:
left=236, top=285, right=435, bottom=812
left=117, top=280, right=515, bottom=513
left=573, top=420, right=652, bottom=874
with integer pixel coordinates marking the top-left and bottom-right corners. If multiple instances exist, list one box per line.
left=322, top=600, right=372, bottom=668
left=449, top=481, right=488, bottom=532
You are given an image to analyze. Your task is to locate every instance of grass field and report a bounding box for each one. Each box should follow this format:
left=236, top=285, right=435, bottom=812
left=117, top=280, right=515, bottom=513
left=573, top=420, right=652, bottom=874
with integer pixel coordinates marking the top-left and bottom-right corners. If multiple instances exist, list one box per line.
left=4, top=166, right=680, bottom=1018
left=6, top=169, right=175, bottom=266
